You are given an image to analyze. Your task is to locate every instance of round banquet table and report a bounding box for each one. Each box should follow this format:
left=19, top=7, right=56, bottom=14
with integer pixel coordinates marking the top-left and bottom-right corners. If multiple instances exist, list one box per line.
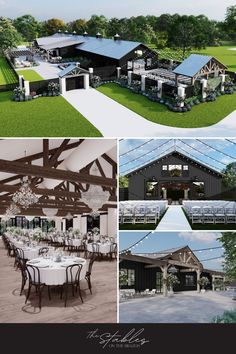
left=26, top=256, right=87, bottom=286
left=87, top=242, right=111, bottom=254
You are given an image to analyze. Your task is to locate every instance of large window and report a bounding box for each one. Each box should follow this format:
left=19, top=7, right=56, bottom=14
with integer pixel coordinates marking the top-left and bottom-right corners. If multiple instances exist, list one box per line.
left=120, top=268, right=135, bottom=286
left=146, top=181, right=158, bottom=197
left=185, top=274, right=195, bottom=286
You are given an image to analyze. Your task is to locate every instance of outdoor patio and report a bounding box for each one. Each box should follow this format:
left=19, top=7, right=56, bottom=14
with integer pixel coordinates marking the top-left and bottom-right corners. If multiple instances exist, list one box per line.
left=119, top=290, right=236, bottom=323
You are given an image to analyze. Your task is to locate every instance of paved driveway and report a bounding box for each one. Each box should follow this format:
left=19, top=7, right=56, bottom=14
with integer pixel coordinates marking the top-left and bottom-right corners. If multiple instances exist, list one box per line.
left=63, top=88, right=236, bottom=137
left=119, top=291, right=236, bottom=323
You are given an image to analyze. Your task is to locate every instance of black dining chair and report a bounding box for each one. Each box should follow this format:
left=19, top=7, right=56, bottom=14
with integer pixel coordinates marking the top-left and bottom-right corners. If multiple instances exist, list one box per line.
left=18, top=258, right=28, bottom=295
left=39, top=247, right=49, bottom=256
left=14, top=247, right=25, bottom=268
left=25, top=264, right=46, bottom=309
left=62, top=264, right=83, bottom=307
left=85, top=254, right=97, bottom=294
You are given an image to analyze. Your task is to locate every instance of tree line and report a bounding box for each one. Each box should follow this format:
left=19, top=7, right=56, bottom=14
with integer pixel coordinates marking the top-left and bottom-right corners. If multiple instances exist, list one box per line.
left=0, top=6, right=235, bottom=55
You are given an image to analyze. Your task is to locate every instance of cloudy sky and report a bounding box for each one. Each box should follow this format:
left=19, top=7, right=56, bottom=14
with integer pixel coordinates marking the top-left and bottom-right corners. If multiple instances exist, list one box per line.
left=119, top=231, right=225, bottom=270
left=0, top=0, right=234, bottom=21
left=119, top=138, right=236, bottom=176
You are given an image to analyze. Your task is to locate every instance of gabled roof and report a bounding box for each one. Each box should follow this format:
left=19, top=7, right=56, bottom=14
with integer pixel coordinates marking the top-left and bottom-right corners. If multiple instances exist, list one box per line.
left=59, top=64, right=89, bottom=78
left=135, top=245, right=201, bottom=264
left=75, top=36, right=142, bottom=60
left=125, top=149, right=223, bottom=177
left=36, top=33, right=143, bottom=60
left=40, top=39, right=84, bottom=51
left=173, top=54, right=227, bottom=78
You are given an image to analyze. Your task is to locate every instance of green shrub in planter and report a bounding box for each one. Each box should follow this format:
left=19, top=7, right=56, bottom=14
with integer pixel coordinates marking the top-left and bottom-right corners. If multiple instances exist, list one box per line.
left=42, top=92, right=47, bottom=97
left=213, top=309, right=236, bottom=323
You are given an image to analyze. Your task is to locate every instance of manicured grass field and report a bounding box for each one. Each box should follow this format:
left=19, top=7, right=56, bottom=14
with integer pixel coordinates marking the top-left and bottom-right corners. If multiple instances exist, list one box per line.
left=17, top=69, right=44, bottom=82
left=0, top=91, right=102, bottom=137
left=194, top=46, right=236, bottom=72
left=0, top=57, right=18, bottom=85
left=151, top=45, right=236, bottom=71
left=97, top=83, right=236, bottom=128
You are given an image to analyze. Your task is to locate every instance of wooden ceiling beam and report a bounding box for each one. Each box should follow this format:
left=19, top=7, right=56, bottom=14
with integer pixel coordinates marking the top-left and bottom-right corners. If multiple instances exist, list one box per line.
left=0, top=184, right=86, bottom=199
left=14, top=140, right=83, bottom=164
left=0, top=159, right=117, bottom=187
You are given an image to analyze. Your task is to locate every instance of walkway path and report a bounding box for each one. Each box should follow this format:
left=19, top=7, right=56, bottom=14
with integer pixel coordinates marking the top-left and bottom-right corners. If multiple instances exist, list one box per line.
left=156, top=205, right=192, bottom=230
left=119, top=291, right=236, bottom=323
left=62, top=88, right=236, bottom=137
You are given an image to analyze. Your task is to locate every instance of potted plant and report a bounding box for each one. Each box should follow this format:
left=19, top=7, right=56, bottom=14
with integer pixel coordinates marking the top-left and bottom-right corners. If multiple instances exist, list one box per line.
left=13, top=86, right=25, bottom=102
left=167, top=274, right=180, bottom=296
left=198, top=276, right=210, bottom=293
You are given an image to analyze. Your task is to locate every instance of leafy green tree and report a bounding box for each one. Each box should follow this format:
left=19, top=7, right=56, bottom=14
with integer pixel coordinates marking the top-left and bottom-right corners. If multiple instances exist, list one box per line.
left=43, top=18, right=66, bottom=35
left=119, top=176, right=129, bottom=188
left=67, top=19, right=88, bottom=34
left=169, top=16, right=201, bottom=60
left=218, top=233, right=236, bottom=281
left=222, top=162, right=236, bottom=188
left=0, top=17, right=22, bottom=54
left=87, top=15, right=108, bottom=37
left=224, top=5, right=236, bottom=41
left=13, top=15, right=40, bottom=42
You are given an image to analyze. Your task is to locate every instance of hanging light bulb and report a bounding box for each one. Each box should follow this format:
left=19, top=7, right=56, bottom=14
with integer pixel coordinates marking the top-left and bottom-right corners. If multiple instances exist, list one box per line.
left=65, top=212, right=73, bottom=220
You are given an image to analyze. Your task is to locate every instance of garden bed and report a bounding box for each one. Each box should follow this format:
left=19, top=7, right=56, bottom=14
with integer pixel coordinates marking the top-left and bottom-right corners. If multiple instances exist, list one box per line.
left=97, top=82, right=236, bottom=128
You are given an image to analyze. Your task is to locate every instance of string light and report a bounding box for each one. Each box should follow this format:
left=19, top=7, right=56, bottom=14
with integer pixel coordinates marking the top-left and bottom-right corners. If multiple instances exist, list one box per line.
left=120, top=139, right=172, bottom=168
left=196, top=139, right=236, bottom=160
left=121, top=145, right=174, bottom=175
left=120, top=139, right=154, bottom=157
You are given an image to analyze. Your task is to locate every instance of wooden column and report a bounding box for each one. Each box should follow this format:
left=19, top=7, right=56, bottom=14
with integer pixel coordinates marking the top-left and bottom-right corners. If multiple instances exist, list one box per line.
left=212, top=275, right=215, bottom=291
left=161, top=264, right=169, bottom=297
left=197, top=268, right=201, bottom=293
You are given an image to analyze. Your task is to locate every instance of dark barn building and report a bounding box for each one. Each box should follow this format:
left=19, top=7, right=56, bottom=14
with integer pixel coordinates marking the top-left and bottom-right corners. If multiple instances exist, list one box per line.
left=120, top=246, right=225, bottom=295
left=35, top=33, right=157, bottom=72
left=124, top=151, right=224, bottom=202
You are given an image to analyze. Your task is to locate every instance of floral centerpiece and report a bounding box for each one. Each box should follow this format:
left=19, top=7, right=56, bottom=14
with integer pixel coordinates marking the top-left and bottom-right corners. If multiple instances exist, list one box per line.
left=73, top=229, right=81, bottom=239
left=92, top=227, right=100, bottom=235
left=29, top=228, right=43, bottom=242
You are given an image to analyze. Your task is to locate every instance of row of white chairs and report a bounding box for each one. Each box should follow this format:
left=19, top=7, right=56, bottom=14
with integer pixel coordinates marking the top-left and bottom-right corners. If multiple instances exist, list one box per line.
left=183, top=202, right=236, bottom=224
left=119, top=201, right=167, bottom=224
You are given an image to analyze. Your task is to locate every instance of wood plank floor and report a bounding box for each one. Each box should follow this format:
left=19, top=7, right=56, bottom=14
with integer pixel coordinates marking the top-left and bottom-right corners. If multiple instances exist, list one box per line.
left=0, top=240, right=117, bottom=323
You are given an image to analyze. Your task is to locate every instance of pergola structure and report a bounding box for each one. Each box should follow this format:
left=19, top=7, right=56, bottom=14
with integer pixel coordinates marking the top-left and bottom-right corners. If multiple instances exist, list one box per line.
left=120, top=246, right=225, bottom=296
left=173, top=54, right=227, bottom=85
left=0, top=139, right=117, bottom=219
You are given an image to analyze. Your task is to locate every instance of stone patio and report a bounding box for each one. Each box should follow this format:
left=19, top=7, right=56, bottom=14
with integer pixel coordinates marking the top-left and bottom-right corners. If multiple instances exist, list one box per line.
left=119, top=291, right=236, bottom=323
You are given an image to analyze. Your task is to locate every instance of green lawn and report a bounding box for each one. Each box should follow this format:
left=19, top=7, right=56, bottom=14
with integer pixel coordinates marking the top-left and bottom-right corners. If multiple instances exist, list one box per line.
left=0, top=91, right=102, bottom=137
left=16, top=69, right=44, bottom=82
left=151, top=45, right=236, bottom=71
left=194, top=46, right=236, bottom=72
left=0, top=57, right=18, bottom=85
left=97, top=83, right=236, bottom=128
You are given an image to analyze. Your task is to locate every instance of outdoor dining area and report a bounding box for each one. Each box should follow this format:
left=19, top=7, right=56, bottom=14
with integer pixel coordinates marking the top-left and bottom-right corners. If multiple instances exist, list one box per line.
left=183, top=201, right=236, bottom=224
left=0, top=138, right=117, bottom=323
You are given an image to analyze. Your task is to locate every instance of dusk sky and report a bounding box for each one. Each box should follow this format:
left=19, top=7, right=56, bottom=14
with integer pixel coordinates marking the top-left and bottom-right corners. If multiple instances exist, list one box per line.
left=119, top=139, right=236, bottom=176
left=119, top=232, right=225, bottom=271
left=0, top=0, right=234, bottom=21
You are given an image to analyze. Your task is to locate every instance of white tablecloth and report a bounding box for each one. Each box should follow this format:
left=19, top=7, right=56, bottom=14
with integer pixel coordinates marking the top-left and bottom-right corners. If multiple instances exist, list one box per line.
left=87, top=243, right=111, bottom=254
left=26, top=257, right=87, bottom=285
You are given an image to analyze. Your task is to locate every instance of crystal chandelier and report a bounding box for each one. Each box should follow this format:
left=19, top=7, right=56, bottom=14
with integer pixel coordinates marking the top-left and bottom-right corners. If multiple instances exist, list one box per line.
left=81, top=184, right=110, bottom=217
left=6, top=203, right=21, bottom=216
left=12, top=178, right=38, bottom=209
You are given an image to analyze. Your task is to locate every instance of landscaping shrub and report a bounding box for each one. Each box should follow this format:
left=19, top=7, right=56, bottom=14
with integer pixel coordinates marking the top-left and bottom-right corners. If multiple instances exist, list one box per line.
left=213, top=309, right=236, bottom=323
